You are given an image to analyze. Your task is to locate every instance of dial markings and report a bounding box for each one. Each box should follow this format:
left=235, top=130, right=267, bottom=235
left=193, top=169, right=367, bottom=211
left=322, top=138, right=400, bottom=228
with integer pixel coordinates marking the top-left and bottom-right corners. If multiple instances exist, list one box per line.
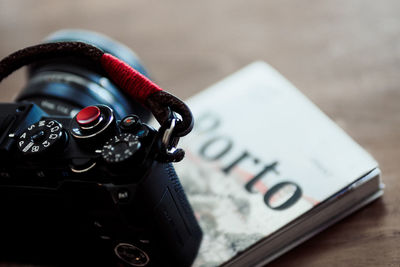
left=18, top=120, right=64, bottom=155
left=101, top=133, right=141, bottom=163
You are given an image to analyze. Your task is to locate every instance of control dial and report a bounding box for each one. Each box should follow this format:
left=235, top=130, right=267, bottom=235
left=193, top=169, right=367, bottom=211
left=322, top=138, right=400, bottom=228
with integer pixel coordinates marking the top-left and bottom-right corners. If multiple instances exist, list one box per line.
left=102, top=133, right=141, bottom=163
left=17, top=120, right=65, bottom=155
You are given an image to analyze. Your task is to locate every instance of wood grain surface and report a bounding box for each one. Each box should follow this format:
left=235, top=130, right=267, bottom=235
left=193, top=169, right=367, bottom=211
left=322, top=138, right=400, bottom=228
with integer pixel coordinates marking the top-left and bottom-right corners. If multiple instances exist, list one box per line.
left=0, top=0, right=399, bottom=266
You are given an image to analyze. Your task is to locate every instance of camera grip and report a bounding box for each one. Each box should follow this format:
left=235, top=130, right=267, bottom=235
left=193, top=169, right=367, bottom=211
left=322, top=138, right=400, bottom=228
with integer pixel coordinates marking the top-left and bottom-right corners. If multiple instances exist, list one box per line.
left=141, top=162, right=202, bottom=267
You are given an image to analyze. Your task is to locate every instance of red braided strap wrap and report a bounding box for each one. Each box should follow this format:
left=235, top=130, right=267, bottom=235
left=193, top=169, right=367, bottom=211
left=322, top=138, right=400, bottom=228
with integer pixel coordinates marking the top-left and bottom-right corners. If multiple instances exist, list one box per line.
left=100, top=53, right=162, bottom=104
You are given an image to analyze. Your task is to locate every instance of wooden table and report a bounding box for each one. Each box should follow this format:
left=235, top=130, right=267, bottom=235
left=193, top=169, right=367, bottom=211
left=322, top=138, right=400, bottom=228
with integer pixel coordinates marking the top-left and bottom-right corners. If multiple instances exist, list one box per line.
left=0, top=0, right=399, bottom=266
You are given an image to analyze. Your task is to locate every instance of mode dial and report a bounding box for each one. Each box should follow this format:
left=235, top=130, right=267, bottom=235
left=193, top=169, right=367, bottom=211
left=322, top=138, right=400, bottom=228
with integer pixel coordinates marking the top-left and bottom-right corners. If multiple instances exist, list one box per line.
left=17, top=120, right=66, bottom=155
left=101, top=133, right=141, bottom=163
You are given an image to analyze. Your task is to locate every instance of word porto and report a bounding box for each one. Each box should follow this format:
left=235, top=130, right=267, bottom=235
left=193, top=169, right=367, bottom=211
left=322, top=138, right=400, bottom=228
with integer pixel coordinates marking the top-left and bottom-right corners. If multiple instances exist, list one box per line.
left=193, top=113, right=302, bottom=211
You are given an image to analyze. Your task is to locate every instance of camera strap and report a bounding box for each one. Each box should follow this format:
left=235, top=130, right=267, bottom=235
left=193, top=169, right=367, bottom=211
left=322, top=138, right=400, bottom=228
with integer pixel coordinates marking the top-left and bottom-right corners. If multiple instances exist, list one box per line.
left=0, top=42, right=193, bottom=162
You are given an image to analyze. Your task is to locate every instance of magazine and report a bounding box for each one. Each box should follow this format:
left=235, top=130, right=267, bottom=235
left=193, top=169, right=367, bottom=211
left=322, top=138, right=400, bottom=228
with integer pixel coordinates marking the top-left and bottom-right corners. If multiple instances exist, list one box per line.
left=174, top=62, right=383, bottom=266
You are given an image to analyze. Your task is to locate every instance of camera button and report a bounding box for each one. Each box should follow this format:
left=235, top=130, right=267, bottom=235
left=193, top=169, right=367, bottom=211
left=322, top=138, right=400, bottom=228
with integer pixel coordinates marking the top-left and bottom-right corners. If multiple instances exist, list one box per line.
left=70, top=105, right=116, bottom=141
left=114, top=243, right=150, bottom=267
left=76, top=106, right=101, bottom=126
left=121, top=115, right=140, bottom=128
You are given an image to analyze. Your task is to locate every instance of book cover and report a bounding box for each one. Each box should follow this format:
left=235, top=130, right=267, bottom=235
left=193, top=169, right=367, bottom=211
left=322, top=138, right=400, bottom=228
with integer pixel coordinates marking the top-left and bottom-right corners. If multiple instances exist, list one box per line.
left=174, top=62, right=381, bottom=266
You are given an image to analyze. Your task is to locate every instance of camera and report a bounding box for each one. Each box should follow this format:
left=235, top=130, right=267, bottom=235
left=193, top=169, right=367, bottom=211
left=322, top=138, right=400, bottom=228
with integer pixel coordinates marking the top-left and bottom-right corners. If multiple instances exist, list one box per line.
left=0, top=30, right=202, bottom=267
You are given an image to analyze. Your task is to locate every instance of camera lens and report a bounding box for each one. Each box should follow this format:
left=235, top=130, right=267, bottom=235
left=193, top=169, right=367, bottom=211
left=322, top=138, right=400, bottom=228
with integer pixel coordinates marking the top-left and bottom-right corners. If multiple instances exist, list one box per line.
left=15, top=29, right=151, bottom=121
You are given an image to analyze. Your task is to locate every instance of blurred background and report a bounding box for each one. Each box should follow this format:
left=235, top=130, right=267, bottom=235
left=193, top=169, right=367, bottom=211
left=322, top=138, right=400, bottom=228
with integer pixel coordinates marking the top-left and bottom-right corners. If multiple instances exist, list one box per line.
left=0, top=0, right=399, bottom=266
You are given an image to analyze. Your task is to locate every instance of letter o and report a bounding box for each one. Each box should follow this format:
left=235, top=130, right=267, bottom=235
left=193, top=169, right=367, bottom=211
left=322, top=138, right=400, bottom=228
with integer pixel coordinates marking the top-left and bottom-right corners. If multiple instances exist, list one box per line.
left=264, top=182, right=302, bottom=210
left=199, top=136, right=233, bottom=161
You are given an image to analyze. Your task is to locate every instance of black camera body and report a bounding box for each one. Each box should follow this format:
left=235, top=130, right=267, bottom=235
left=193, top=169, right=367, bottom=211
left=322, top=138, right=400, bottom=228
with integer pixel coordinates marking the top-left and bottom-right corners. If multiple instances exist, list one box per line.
left=0, top=101, right=201, bottom=266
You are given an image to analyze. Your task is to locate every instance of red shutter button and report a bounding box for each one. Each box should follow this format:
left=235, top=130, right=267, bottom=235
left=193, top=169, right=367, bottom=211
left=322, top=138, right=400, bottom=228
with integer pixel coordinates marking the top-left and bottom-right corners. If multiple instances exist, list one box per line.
left=76, top=106, right=101, bottom=127
left=69, top=105, right=115, bottom=140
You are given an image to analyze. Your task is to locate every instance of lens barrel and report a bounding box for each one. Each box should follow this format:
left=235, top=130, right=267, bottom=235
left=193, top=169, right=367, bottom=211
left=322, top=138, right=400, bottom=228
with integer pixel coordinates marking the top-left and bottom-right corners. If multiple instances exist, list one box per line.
left=15, top=29, right=151, bottom=121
